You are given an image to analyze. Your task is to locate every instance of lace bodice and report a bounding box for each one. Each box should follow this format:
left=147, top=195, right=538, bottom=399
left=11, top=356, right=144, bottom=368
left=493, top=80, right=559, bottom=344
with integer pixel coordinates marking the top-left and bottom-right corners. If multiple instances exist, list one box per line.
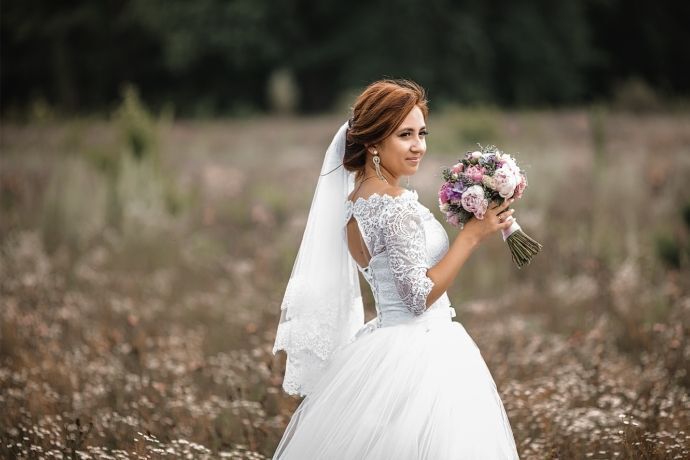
left=345, top=189, right=452, bottom=326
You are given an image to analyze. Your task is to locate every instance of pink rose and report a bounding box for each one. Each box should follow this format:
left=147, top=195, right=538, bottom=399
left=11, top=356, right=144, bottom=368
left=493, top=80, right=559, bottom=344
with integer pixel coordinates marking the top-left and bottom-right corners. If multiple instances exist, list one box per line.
left=460, top=185, right=488, bottom=219
left=493, top=165, right=518, bottom=198
left=465, top=165, right=485, bottom=183
left=451, top=163, right=464, bottom=174
left=438, top=182, right=452, bottom=204
left=513, top=175, right=527, bottom=199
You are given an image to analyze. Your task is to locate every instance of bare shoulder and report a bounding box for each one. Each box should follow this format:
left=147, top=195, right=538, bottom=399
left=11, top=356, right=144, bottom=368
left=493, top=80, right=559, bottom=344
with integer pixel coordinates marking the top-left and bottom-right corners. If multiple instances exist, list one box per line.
left=382, top=185, right=408, bottom=198
left=349, top=183, right=408, bottom=202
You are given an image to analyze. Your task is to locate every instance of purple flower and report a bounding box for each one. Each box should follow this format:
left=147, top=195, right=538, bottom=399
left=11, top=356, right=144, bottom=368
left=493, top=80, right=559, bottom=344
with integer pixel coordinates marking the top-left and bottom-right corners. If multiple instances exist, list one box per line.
left=438, top=182, right=452, bottom=204
left=447, top=181, right=465, bottom=204
left=479, top=154, right=496, bottom=169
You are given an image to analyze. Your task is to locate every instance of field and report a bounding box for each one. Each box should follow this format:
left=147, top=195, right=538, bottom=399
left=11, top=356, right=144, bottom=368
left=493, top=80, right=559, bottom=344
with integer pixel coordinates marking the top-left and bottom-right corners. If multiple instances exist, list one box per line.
left=1, top=99, right=689, bottom=459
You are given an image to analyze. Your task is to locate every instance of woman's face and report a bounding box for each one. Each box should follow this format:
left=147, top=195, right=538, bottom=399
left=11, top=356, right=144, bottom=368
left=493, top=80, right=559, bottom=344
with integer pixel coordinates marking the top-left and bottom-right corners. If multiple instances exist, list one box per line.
left=371, top=105, right=428, bottom=178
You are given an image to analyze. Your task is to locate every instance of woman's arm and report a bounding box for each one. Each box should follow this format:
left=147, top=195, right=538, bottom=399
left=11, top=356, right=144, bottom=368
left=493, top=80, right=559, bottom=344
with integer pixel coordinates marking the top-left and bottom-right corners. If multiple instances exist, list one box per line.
left=425, top=198, right=515, bottom=307
left=381, top=197, right=436, bottom=316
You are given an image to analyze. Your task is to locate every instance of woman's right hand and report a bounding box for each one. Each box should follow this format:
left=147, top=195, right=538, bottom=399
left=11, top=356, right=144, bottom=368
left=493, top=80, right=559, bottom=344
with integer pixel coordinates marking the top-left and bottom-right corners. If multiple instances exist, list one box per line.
left=461, top=198, right=516, bottom=245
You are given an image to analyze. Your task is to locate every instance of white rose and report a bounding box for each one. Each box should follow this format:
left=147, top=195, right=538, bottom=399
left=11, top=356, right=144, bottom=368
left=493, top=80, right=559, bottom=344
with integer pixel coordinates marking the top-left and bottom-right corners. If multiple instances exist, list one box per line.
left=503, top=156, right=517, bottom=170
left=481, top=174, right=497, bottom=190
left=493, top=165, right=518, bottom=198
left=460, top=185, right=489, bottom=219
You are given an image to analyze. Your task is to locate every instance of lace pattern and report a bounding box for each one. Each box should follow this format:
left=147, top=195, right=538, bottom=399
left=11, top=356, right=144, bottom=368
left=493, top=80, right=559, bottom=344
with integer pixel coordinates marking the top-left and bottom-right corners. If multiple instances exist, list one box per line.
left=346, top=190, right=435, bottom=315
left=273, top=274, right=364, bottom=396
left=380, top=196, right=435, bottom=314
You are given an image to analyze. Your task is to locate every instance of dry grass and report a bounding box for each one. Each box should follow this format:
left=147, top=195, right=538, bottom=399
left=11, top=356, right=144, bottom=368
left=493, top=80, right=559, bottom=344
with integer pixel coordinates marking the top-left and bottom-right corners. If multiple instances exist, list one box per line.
left=1, top=108, right=689, bottom=459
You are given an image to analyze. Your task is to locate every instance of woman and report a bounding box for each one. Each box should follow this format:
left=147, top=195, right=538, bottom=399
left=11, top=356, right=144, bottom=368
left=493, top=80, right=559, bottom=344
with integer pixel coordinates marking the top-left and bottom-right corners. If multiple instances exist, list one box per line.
left=272, top=79, right=520, bottom=459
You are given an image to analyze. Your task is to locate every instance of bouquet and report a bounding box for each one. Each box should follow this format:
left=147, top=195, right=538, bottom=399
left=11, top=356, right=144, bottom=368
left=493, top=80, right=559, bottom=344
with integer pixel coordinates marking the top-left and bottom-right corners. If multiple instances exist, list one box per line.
left=438, top=144, right=542, bottom=268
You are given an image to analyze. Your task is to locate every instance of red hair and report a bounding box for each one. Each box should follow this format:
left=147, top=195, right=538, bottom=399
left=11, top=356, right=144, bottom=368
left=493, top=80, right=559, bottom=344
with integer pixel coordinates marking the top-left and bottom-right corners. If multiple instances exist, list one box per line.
left=344, top=79, right=429, bottom=180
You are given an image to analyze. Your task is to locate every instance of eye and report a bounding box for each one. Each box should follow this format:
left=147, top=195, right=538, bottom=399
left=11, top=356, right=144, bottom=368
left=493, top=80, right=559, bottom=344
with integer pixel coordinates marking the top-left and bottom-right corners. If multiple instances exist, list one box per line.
left=400, top=130, right=429, bottom=137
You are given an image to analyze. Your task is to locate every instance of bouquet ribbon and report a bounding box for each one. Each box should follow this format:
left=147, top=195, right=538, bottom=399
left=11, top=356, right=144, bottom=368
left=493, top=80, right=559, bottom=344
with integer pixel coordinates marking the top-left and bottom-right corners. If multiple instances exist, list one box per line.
left=501, top=218, right=521, bottom=242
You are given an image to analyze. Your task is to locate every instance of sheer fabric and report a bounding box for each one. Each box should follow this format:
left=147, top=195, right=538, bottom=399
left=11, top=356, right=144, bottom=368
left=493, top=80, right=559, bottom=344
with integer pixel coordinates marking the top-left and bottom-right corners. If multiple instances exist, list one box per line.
left=272, top=121, right=364, bottom=397
left=379, top=193, right=436, bottom=314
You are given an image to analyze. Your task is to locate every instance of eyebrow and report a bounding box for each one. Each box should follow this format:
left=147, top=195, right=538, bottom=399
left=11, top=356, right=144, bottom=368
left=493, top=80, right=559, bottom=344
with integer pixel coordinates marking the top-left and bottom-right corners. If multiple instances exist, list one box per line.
left=398, top=126, right=427, bottom=131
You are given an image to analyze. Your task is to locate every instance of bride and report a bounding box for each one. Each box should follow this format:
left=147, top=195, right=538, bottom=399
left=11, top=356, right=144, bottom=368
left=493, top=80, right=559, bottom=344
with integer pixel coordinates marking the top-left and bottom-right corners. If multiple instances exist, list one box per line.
left=272, top=79, right=520, bottom=459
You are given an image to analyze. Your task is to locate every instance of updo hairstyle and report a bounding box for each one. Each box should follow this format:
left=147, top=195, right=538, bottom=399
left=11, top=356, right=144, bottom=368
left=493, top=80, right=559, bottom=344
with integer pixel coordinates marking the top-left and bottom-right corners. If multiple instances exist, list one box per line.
left=344, top=79, right=429, bottom=181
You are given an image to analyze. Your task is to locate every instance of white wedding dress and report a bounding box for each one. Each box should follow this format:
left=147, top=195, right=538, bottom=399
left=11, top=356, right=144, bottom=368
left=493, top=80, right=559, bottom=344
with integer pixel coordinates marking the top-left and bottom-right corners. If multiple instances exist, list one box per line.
left=273, top=189, right=519, bottom=459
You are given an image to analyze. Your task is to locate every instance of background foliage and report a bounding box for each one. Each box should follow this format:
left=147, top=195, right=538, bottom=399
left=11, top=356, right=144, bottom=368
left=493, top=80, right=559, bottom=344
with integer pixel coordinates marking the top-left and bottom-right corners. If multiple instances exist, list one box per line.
left=3, top=0, right=690, bottom=115
left=2, top=2, right=690, bottom=458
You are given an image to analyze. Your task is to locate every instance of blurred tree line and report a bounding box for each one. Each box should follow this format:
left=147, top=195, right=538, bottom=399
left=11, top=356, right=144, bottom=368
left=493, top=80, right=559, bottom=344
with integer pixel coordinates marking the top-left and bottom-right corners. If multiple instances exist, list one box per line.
left=2, top=0, right=689, bottom=116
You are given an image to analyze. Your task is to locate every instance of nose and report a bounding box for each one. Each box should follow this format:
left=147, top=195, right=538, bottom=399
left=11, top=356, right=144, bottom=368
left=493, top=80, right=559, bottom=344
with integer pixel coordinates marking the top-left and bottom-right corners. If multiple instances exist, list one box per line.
left=411, top=136, right=425, bottom=153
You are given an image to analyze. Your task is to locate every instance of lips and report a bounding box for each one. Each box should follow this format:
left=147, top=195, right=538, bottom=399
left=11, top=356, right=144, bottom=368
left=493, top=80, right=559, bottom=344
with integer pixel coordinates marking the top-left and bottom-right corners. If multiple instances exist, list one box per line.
left=406, top=158, right=420, bottom=164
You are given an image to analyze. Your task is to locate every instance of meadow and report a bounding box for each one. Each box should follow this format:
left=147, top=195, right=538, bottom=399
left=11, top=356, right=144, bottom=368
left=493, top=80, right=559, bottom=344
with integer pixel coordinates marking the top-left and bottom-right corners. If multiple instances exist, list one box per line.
left=1, top=93, right=689, bottom=459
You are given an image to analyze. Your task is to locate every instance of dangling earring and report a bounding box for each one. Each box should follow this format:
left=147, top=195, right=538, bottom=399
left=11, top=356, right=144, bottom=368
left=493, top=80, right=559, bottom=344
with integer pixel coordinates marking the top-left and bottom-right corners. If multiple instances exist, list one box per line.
left=406, top=176, right=411, bottom=187
left=372, top=150, right=388, bottom=184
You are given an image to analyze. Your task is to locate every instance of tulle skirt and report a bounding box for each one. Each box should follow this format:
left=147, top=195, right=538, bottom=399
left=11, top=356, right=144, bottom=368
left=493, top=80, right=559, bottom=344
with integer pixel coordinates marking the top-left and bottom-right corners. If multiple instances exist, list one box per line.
left=273, top=306, right=519, bottom=459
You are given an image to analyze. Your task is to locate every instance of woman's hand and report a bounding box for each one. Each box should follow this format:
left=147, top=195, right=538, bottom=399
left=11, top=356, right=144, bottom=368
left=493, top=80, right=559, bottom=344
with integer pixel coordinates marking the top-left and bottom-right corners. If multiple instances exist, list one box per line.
left=461, top=198, right=516, bottom=245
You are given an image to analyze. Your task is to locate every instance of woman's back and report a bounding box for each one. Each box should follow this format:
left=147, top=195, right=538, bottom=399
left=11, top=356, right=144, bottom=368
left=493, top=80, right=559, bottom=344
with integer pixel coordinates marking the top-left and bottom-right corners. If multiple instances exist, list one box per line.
left=345, top=188, right=453, bottom=326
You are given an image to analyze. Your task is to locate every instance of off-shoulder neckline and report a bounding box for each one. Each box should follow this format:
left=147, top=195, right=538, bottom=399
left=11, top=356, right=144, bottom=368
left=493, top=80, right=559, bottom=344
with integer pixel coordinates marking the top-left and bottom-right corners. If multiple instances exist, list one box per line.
left=346, top=188, right=418, bottom=205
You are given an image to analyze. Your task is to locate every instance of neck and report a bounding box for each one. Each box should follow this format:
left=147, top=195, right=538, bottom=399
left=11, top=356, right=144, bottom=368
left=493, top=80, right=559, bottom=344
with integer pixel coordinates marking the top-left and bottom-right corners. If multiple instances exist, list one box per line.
left=362, top=163, right=399, bottom=186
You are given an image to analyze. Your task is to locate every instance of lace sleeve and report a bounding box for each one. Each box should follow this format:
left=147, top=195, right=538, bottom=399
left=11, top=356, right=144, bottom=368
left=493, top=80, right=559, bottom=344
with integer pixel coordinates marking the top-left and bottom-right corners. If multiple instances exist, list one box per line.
left=381, top=198, right=434, bottom=315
